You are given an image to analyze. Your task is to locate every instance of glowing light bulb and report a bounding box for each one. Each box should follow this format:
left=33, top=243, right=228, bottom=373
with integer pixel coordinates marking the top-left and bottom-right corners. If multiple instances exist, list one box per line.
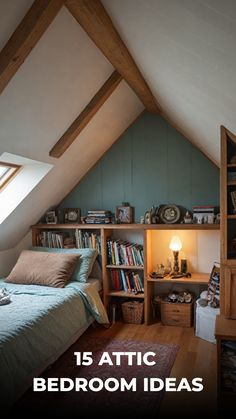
left=169, top=236, right=182, bottom=252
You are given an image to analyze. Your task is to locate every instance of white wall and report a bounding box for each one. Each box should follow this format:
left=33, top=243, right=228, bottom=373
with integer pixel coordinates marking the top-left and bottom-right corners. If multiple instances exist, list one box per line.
left=151, top=230, right=220, bottom=273
left=0, top=248, right=17, bottom=277
left=0, top=231, right=32, bottom=277
left=0, top=4, right=143, bottom=252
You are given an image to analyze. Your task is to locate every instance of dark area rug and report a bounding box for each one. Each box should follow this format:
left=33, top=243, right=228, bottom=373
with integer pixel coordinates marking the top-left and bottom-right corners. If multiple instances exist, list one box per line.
left=15, top=336, right=178, bottom=416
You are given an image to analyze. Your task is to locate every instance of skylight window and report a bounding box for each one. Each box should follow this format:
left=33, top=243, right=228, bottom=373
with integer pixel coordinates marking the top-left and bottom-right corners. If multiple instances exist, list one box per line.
left=0, top=162, right=21, bottom=190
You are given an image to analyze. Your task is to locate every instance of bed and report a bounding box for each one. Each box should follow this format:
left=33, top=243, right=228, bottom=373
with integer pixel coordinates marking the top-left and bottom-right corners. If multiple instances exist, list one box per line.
left=0, top=275, right=108, bottom=409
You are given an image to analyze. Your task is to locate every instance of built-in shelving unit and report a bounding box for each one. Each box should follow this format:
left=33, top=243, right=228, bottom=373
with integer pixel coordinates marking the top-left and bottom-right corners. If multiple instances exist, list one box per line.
left=32, top=223, right=220, bottom=230
left=32, top=223, right=220, bottom=324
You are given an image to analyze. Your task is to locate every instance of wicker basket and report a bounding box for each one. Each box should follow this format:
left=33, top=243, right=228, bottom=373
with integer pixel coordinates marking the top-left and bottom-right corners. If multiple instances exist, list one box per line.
left=121, top=301, right=144, bottom=324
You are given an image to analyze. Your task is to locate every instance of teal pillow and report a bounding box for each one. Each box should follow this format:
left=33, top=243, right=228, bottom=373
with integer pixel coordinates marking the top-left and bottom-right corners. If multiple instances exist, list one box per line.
left=31, top=247, right=98, bottom=283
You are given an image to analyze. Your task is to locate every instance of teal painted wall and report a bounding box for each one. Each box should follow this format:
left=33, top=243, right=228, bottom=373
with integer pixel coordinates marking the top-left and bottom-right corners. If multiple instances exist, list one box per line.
left=60, top=112, right=219, bottom=221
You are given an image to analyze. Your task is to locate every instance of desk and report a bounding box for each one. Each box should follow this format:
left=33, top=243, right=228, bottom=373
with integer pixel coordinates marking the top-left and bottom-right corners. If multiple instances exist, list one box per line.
left=147, top=272, right=209, bottom=284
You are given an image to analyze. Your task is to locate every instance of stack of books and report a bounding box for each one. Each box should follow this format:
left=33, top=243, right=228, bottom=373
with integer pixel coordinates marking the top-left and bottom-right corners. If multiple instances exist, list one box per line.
left=82, top=210, right=113, bottom=224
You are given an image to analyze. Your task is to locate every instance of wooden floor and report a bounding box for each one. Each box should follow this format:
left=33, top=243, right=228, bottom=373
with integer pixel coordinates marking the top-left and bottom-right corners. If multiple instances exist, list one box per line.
left=86, top=321, right=217, bottom=416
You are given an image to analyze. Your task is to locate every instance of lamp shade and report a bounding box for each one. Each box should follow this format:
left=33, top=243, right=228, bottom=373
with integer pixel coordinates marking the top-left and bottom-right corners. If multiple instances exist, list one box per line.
left=169, top=236, right=182, bottom=252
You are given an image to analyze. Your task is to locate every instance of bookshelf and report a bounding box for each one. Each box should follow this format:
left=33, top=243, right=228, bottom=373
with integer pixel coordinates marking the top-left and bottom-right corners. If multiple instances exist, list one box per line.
left=32, top=223, right=220, bottom=324
left=221, top=126, right=236, bottom=319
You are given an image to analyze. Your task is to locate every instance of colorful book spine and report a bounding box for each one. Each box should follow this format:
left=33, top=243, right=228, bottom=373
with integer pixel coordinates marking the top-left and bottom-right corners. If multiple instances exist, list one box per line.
left=107, top=239, right=144, bottom=266
left=109, top=269, right=144, bottom=293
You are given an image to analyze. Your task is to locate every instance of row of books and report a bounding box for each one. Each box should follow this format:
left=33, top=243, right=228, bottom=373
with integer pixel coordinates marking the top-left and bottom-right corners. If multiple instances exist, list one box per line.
left=75, top=229, right=101, bottom=252
left=37, top=231, right=65, bottom=248
left=109, top=269, right=144, bottom=293
left=107, top=239, right=144, bottom=266
left=37, top=230, right=101, bottom=252
left=82, top=210, right=113, bottom=224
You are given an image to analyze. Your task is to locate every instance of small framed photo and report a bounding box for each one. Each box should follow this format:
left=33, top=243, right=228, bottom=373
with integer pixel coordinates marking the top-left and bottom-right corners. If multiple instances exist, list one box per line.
left=45, top=210, right=57, bottom=224
left=64, top=208, right=81, bottom=224
left=207, top=263, right=220, bottom=305
left=115, top=204, right=133, bottom=224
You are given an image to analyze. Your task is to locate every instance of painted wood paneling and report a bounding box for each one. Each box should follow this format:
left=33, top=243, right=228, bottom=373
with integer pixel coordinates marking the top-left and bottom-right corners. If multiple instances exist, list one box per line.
left=60, top=112, right=219, bottom=220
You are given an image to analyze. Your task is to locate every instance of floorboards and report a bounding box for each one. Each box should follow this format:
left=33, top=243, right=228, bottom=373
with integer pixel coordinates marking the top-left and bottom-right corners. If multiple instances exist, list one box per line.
left=16, top=321, right=218, bottom=416
left=86, top=321, right=217, bottom=416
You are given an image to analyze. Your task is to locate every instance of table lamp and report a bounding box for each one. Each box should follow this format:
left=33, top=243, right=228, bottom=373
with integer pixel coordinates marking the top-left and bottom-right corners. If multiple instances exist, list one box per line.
left=169, top=236, right=183, bottom=277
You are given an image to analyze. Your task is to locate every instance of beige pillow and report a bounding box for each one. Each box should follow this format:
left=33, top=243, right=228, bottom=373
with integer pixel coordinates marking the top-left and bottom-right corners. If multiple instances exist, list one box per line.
left=5, top=250, right=80, bottom=288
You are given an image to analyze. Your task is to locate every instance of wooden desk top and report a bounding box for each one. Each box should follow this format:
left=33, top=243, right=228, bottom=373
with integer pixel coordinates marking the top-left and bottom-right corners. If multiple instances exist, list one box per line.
left=147, top=272, right=209, bottom=284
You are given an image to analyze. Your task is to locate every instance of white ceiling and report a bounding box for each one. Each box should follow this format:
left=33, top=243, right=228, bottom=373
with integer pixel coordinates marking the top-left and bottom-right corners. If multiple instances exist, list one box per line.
left=0, top=1, right=143, bottom=250
left=103, top=0, right=236, bottom=165
left=0, top=0, right=235, bottom=251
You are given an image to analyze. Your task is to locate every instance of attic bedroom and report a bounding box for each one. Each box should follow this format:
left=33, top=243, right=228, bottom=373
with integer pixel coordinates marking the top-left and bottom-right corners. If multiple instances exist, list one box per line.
left=0, top=0, right=235, bottom=416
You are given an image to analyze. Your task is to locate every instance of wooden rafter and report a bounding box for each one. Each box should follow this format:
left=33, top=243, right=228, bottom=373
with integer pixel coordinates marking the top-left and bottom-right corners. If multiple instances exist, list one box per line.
left=50, top=70, right=122, bottom=157
left=66, top=0, right=161, bottom=114
left=0, top=0, right=63, bottom=94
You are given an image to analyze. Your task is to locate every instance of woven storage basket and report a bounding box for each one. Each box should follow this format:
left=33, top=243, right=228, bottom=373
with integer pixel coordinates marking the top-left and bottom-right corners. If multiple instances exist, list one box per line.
left=122, top=301, right=144, bottom=324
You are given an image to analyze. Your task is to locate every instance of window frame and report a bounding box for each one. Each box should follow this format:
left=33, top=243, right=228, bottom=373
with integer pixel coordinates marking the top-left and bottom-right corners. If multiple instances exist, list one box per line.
left=0, top=161, right=21, bottom=191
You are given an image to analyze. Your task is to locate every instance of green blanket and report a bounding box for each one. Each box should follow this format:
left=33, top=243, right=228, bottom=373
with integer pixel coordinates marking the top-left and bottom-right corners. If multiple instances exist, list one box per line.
left=0, top=279, right=109, bottom=408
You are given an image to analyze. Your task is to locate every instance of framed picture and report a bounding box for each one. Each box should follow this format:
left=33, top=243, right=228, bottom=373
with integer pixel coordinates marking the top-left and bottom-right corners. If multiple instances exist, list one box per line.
left=116, top=205, right=133, bottom=224
left=45, top=210, right=57, bottom=224
left=64, top=208, right=81, bottom=224
left=207, top=263, right=220, bottom=305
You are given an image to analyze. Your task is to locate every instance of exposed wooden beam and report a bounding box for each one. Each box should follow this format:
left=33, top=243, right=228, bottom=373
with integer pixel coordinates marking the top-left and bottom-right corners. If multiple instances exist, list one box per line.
left=50, top=70, right=122, bottom=157
left=66, top=0, right=160, bottom=114
left=0, top=0, right=63, bottom=94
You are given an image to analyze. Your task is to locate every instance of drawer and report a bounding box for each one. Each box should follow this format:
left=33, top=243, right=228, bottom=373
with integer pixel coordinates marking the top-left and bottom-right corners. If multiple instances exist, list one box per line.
left=161, top=302, right=192, bottom=315
left=161, top=301, right=193, bottom=327
left=161, top=314, right=192, bottom=327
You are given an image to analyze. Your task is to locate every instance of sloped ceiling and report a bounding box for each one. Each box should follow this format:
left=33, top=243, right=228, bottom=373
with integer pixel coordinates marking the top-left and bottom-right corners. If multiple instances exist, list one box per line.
left=103, top=0, right=236, bottom=164
left=0, top=1, right=143, bottom=250
left=1, top=0, right=235, bottom=251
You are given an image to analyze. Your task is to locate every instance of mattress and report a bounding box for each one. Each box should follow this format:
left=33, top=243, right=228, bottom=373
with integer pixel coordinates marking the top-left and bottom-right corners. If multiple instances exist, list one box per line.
left=87, top=277, right=102, bottom=292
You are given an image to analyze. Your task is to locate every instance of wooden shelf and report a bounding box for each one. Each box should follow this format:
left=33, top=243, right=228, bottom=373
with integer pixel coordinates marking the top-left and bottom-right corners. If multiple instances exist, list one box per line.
left=32, top=221, right=220, bottom=325
left=215, top=315, right=236, bottom=339
left=147, top=272, right=210, bottom=284
left=108, top=291, right=144, bottom=299
left=227, top=181, right=236, bottom=185
left=106, top=264, right=144, bottom=270
left=227, top=215, right=236, bottom=219
left=32, top=223, right=104, bottom=230
left=227, top=164, right=236, bottom=168
left=32, top=223, right=220, bottom=230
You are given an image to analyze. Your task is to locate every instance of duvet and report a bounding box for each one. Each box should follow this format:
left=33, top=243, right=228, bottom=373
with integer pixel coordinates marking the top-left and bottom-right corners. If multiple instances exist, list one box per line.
left=0, top=278, right=108, bottom=408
